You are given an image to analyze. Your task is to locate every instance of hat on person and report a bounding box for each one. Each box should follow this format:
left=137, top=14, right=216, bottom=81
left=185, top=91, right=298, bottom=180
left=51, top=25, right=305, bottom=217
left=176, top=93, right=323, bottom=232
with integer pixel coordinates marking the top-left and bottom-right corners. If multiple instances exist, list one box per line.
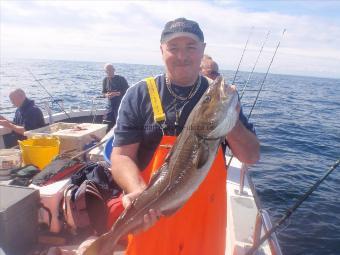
left=160, top=18, right=204, bottom=43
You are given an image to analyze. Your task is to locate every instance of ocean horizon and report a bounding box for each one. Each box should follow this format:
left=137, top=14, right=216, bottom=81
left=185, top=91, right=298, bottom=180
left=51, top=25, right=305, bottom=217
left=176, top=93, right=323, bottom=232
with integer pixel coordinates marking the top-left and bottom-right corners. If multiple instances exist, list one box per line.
left=2, top=56, right=340, bottom=80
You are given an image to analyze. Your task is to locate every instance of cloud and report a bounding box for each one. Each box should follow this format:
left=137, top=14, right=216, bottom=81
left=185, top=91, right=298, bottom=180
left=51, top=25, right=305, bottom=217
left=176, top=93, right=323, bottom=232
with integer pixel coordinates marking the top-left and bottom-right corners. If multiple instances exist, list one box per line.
left=1, top=0, right=339, bottom=78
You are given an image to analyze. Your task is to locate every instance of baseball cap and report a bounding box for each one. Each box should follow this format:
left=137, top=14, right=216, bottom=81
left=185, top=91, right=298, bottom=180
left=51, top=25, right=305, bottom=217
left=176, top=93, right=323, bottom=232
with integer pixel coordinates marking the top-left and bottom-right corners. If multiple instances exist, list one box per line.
left=160, top=18, right=204, bottom=43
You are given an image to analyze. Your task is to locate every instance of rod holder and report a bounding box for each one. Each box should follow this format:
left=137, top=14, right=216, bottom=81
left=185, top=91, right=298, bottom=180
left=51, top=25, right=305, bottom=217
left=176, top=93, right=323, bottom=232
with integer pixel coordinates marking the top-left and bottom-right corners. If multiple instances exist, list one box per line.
left=252, top=211, right=263, bottom=248
left=44, top=101, right=54, bottom=124
left=239, top=163, right=248, bottom=194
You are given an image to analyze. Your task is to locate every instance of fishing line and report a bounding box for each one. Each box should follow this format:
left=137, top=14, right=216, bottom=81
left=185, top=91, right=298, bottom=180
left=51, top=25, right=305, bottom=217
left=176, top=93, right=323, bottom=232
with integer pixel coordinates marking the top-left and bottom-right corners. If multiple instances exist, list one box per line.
left=0, top=106, right=16, bottom=111
left=239, top=30, right=271, bottom=100
left=27, top=69, right=71, bottom=119
left=245, top=158, right=340, bottom=255
left=247, top=29, right=286, bottom=120
left=231, top=26, right=254, bottom=85
left=226, top=29, right=286, bottom=169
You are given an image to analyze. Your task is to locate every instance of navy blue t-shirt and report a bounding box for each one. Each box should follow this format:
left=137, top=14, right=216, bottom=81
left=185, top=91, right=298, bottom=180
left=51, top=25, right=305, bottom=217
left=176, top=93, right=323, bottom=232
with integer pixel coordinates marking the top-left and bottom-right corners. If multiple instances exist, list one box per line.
left=113, top=74, right=255, bottom=170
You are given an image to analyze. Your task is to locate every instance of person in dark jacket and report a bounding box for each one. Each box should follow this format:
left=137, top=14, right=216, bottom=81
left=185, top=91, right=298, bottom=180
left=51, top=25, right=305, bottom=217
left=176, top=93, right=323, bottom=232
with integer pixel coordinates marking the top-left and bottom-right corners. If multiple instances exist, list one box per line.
left=102, top=63, right=129, bottom=132
left=0, top=88, right=45, bottom=140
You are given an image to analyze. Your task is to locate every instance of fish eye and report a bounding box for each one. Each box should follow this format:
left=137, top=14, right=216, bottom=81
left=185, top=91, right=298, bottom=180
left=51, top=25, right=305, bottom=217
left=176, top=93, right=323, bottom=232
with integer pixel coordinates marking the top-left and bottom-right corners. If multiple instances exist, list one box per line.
left=203, top=95, right=211, bottom=103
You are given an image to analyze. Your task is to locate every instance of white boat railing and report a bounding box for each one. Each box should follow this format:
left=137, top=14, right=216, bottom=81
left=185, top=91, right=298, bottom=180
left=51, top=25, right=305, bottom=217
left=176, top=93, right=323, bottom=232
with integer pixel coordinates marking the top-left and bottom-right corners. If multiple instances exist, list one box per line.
left=241, top=163, right=283, bottom=255
left=261, top=210, right=282, bottom=255
left=226, top=156, right=282, bottom=255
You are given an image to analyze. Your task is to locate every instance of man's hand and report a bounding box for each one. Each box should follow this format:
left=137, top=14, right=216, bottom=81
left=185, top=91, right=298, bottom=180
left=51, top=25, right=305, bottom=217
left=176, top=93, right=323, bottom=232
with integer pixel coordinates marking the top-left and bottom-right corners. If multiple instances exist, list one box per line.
left=0, top=119, right=12, bottom=129
left=106, top=91, right=121, bottom=99
left=122, top=190, right=162, bottom=233
left=0, top=118, right=25, bottom=135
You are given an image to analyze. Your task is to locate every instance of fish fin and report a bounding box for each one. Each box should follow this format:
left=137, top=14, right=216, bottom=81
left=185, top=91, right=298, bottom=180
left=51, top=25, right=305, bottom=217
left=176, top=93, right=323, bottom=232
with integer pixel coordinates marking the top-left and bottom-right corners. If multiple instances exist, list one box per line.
left=196, top=138, right=210, bottom=169
left=163, top=133, right=181, bottom=163
left=82, top=232, right=114, bottom=255
left=147, top=162, right=169, bottom=187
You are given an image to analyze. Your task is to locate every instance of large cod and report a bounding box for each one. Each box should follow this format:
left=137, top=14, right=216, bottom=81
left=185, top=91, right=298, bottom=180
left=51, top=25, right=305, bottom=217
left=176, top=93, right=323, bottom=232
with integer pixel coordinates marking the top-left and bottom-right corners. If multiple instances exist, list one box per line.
left=83, top=76, right=239, bottom=255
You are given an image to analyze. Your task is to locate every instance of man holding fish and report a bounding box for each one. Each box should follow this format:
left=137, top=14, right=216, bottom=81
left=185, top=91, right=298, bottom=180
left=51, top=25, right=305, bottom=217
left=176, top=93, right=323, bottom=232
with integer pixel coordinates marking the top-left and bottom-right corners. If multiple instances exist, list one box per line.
left=82, top=18, right=260, bottom=255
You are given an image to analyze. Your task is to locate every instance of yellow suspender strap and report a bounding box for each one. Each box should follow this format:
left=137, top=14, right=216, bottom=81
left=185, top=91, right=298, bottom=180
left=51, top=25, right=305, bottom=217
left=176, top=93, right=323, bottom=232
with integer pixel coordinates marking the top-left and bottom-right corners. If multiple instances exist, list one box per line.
left=145, top=77, right=166, bottom=123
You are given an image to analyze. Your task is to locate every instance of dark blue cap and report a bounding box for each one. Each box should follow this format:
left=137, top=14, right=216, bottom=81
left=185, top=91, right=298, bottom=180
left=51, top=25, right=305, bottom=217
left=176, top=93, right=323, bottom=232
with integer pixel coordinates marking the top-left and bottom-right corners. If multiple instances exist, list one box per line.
left=160, top=18, right=204, bottom=43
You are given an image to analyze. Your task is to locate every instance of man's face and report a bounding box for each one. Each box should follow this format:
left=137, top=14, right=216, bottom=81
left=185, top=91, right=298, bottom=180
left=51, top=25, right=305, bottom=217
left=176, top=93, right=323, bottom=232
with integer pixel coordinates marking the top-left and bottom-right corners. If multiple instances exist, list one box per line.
left=106, top=66, right=115, bottom=78
left=160, top=36, right=205, bottom=86
left=9, top=93, right=24, bottom=107
left=201, top=65, right=212, bottom=77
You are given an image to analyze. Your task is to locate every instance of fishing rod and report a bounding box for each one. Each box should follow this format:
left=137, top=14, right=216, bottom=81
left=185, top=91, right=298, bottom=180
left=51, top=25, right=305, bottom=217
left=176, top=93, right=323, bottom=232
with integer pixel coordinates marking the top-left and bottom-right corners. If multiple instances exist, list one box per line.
left=231, top=26, right=254, bottom=85
left=239, top=30, right=271, bottom=100
left=247, top=29, right=286, bottom=119
left=70, top=136, right=110, bottom=161
left=27, top=69, right=72, bottom=119
left=227, top=29, right=286, bottom=169
left=245, top=158, right=340, bottom=255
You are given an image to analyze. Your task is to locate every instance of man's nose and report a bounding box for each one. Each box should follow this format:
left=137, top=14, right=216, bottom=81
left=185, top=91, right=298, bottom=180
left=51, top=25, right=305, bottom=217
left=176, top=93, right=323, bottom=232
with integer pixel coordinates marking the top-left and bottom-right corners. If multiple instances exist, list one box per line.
left=176, top=48, right=189, bottom=61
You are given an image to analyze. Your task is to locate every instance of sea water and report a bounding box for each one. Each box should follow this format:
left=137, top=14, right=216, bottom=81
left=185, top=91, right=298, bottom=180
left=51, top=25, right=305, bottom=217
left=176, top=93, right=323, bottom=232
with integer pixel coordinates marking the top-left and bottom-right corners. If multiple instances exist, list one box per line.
left=1, top=59, right=339, bottom=255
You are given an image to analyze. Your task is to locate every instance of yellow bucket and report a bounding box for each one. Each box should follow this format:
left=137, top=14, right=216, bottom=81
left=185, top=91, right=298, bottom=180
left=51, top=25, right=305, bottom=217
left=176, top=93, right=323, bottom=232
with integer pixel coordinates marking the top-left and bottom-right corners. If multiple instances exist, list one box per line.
left=19, top=136, right=60, bottom=170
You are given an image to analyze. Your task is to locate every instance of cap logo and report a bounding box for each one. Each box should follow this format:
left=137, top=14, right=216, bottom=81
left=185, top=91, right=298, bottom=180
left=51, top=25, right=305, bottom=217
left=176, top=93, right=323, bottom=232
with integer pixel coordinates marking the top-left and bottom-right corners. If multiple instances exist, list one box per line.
left=170, top=21, right=184, bottom=29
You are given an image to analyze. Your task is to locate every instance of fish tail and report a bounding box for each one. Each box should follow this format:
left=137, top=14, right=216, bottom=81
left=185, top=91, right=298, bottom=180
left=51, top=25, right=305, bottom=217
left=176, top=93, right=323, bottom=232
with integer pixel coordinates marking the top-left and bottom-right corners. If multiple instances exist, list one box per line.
left=82, top=232, right=118, bottom=255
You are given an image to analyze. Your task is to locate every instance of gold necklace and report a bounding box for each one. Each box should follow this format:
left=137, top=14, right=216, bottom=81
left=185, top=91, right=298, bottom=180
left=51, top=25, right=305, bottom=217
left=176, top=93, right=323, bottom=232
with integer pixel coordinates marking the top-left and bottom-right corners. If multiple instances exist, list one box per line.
left=165, top=75, right=201, bottom=101
left=165, top=75, right=201, bottom=135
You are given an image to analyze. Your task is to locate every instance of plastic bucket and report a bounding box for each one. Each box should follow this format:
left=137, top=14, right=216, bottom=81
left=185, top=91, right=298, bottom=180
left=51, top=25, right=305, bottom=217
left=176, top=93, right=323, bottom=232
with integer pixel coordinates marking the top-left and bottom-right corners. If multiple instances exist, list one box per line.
left=19, top=137, right=60, bottom=170
left=0, top=149, right=22, bottom=180
left=104, top=136, right=114, bottom=164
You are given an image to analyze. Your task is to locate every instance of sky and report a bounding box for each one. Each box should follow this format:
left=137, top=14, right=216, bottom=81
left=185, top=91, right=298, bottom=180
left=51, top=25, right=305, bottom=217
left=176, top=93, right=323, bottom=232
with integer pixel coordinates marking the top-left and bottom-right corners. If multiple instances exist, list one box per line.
left=1, top=0, right=340, bottom=79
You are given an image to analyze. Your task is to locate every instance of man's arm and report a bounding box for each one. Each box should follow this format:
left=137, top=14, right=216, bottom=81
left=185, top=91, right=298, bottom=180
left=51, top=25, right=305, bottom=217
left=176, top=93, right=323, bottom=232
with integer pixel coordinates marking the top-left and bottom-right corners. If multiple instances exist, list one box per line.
left=0, top=116, right=25, bottom=134
left=102, top=78, right=108, bottom=95
left=110, top=143, right=161, bottom=230
left=110, top=142, right=147, bottom=194
left=227, top=119, right=260, bottom=164
left=0, top=119, right=26, bottom=135
left=225, top=86, right=260, bottom=165
left=120, top=77, right=129, bottom=97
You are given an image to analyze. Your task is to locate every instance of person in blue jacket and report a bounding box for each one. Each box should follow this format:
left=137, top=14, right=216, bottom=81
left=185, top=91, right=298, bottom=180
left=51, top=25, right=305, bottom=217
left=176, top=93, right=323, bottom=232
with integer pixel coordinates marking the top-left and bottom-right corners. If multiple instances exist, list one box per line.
left=0, top=88, right=45, bottom=140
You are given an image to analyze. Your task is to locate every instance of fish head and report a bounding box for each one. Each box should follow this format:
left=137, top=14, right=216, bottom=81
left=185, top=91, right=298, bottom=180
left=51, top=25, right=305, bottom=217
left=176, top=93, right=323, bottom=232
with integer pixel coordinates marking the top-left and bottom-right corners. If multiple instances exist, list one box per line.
left=189, top=76, right=239, bottom=139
